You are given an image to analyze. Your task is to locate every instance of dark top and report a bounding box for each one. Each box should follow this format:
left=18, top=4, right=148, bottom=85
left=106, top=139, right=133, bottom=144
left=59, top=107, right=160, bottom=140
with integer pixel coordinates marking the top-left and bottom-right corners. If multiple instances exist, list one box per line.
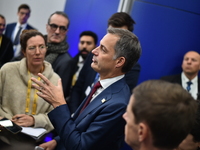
left=0, top=35, right=13, bottom=67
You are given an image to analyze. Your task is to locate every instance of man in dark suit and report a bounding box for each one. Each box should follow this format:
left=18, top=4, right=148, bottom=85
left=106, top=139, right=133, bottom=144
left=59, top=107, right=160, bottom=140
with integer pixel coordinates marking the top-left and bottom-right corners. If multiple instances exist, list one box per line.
left=4, top=4, right=35, bottom=59
left=31, top=28, right=142, bottom=150
left=0, top=14, right=13, bottom=68
left=44, top=11, right=72, bottom=98
left=161, top=51, right=200, bottom=100
left=68, top=12, right=141, bottom=113
left=70, top=31, right=98, bottom=87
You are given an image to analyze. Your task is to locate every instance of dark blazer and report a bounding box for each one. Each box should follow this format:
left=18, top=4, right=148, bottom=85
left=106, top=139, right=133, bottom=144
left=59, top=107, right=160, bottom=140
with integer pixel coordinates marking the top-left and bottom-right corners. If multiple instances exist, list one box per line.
left=4, top=23, right=35, bottom=41
left=68, top=52, right=141, bottom=113
left=161, top=74, right=200, bottom=99
left=49, top=78, right=130, bottom=150
left=0, top=35, right=13, bottom=67
left=52, top=52, right=72, bottom=98
left=70, top=53, right=81, bottom=77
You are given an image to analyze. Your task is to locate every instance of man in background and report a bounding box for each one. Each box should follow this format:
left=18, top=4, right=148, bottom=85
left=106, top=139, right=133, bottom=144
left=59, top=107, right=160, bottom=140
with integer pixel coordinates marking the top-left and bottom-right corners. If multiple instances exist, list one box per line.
left=4, top=4, right=35, bottom=59
left=45, top=11, right=72, bottom=98
left=161, top=51, right=200, bottom=100
left=0, top=14, right=13, bottom=68
left=123, top=80, right=197, bottom=150
left=70, top=31, right=98, bottom=87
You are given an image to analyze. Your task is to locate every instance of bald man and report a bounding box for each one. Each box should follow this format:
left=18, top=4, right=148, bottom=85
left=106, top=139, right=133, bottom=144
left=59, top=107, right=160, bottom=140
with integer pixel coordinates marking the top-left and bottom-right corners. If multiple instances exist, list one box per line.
left=161, top=51, right=200, bottom=100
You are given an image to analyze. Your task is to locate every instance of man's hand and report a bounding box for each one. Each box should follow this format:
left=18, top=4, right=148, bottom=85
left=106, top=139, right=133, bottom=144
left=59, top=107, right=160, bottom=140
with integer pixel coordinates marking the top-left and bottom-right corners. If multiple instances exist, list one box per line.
left=39, top=140, right=57, bottom=150
left=12, top=114, right=34, bottom=127
left=31, top=73, right=66, bottom=108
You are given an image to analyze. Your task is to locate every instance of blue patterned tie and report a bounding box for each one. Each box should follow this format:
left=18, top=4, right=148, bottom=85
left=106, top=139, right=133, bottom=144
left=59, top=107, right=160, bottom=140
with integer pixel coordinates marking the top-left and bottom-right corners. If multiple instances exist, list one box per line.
left=186, top=81, right=192, bottom=92
left=13, top=26, right=22, bottom=45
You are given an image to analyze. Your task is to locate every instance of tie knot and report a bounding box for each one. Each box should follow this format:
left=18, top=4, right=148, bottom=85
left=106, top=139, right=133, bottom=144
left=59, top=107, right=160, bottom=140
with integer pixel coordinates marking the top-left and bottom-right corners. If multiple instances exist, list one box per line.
left=186, top=81, right=192, bottom=92
left=187, top=81, right=192, bottom=86
left=93, top=81, right=101, bottom=90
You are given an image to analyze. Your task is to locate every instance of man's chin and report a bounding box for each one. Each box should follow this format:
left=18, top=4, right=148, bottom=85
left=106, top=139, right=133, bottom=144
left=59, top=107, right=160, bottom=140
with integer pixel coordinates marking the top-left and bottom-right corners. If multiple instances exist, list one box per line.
left=91, top=62, right=98, bottom=71
left=50, top=38, right=61, bottom=44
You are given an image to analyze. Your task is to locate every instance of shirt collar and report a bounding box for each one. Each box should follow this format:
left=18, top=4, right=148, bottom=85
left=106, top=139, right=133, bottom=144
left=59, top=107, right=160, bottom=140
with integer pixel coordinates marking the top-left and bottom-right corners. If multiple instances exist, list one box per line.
left=16, top=22, right=27, bottom=29
left=99, top=74, right=125, bottom=90
left=78, top=55, right=84, bottom=63
left=182, top=72, right=197, bottom=83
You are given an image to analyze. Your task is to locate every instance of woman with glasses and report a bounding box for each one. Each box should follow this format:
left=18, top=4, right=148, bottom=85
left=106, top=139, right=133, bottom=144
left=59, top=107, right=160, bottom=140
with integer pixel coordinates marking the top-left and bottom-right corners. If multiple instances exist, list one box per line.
left=0, top=29, right=60, bottom=133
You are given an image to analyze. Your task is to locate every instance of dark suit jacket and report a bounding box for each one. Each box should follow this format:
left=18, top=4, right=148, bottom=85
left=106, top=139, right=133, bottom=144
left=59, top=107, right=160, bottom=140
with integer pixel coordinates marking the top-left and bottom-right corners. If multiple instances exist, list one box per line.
left=49, top=78, right=130, bottom=150
left=4, top=23, right=35, bottom=41
left=68, top=52, right=141, bottom=113
left=70, top=52, right=81, bottom=76
left=52, top=52, right=72, bottom=98
left=161, top=74, right=200, bottom=99
left=0, top=35, right=13, bottom=67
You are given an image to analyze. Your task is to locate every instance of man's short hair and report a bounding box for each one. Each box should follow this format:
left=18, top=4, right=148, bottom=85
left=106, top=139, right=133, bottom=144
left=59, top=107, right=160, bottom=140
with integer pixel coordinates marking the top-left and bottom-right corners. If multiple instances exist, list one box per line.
left=47, top=11, right=70, bottom=29
left=132, top=80, right=197, bottom=149
left=107, top=28, right=141, bottom=73
left=79, top=31, right=98, bottom=45
left=0, top=14, right=5, bottom=20
left=18, top=4, right=30, bottom=12
left=108, top=12, right=136, bottom=32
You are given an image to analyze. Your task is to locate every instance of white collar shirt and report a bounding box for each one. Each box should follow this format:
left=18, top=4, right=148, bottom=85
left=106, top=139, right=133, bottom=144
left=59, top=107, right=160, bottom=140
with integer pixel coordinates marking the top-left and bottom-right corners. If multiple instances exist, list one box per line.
left=181, top=72, right=198, bottom=99
left=90, top=74, right=125, bottom=102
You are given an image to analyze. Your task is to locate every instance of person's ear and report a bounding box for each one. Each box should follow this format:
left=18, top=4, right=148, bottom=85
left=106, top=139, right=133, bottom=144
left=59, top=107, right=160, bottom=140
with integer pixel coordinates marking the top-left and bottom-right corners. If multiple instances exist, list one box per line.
left=46, top=24, right=48, bottom=33
left=138, top=123, right=148, bottom=142
left=116, top=57, right=125, bottom=68
left=22, top=50, right=26, bottom=57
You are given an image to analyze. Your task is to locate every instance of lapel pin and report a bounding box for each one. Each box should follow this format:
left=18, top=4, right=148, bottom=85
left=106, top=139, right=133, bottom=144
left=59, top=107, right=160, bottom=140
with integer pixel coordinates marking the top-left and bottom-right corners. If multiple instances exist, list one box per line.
left=101, top=98, right=106, bottom=103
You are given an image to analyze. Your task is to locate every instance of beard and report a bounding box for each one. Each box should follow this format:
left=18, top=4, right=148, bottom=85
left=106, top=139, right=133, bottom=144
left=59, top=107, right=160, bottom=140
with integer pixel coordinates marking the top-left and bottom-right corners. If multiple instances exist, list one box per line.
left=80, top=48, right=90, bottom=60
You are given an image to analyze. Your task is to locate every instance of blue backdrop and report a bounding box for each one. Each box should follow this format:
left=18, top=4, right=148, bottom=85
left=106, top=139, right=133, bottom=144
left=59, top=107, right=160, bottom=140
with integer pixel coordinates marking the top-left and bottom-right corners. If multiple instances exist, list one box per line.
left=64, top=0, right=200, bottom=85
left=131, top=0, right=200, bottom=84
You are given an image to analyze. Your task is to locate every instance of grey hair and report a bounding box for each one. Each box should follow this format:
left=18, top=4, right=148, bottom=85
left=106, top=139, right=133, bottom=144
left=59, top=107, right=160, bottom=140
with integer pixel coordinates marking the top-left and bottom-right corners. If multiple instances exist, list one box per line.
left=107, top=27, right=141, bottom=73
left=47, top=11, right=70, bottom=29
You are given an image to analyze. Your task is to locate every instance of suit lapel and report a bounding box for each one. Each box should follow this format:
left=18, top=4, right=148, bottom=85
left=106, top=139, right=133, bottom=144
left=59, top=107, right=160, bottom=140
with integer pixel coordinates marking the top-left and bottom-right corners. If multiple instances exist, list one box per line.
left=73, top=78, right=126, bottom=123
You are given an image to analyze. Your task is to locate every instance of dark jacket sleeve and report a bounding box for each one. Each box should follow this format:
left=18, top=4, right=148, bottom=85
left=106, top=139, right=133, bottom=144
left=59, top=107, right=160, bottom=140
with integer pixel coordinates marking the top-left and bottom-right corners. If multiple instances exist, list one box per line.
left=125, top=63, right=141, bottom=92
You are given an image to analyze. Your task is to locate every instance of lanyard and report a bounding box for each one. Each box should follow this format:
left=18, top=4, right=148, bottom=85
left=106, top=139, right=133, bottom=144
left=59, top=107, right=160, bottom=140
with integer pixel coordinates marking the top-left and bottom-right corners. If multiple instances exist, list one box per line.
left=25, top=70, right=41, bottom=115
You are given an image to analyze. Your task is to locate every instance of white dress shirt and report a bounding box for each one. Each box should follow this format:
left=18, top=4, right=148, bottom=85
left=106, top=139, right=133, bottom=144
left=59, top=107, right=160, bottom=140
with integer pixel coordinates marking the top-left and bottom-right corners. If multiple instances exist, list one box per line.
left=181, top=72, right=198, bottom=99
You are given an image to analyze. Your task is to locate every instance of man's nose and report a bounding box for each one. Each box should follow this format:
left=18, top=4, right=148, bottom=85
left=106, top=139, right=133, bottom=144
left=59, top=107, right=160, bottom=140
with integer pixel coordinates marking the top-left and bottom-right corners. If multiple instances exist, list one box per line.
left=92, top=47, right=99, bottom=55
left=55, top=27, right=60, bottom=33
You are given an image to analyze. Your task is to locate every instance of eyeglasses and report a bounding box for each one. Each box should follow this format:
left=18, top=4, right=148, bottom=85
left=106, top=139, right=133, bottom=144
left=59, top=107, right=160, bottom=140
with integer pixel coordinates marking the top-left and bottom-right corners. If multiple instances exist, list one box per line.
left=27, top=45, right=47, bottom=52
left=48, top=23, right=67, bottom=33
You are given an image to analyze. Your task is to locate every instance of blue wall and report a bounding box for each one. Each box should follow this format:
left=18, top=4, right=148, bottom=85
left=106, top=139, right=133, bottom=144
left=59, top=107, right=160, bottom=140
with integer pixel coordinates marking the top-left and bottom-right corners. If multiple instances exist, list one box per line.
left=131, top=0, right=200, bottom=83
left=64, top=0, right=120, bottom=57
left=65, top=0, right=200, bottom=84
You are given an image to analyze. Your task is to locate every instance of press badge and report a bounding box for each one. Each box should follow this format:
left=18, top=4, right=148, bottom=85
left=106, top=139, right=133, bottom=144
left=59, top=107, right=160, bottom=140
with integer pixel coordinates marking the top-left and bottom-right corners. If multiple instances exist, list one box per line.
left=85, top=86, right=91, bottom=96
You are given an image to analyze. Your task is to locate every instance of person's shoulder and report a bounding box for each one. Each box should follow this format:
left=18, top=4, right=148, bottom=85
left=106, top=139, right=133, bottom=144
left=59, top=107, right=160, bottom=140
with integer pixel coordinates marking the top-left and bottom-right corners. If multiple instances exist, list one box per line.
left=109, top=78, right=130, bottom=101
left=1, top=61, right=20, bottom=71
left=44, top=60, right=60, bottom=78
left=160, top=74, right=180, bottom=80
left=57, top=52, right=72, bottom=61
left=2, top=34, right=12, bottom=42
left=6, top=22, right=17, bottom=27
left=27, top=24, right=36, bottom=30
